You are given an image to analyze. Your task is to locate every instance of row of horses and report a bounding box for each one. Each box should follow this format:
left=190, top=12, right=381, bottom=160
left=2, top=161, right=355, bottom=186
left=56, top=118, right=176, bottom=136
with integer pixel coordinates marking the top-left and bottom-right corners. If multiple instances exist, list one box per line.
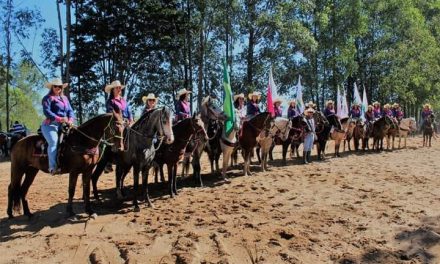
left=6, top=100, right=435, bottom=220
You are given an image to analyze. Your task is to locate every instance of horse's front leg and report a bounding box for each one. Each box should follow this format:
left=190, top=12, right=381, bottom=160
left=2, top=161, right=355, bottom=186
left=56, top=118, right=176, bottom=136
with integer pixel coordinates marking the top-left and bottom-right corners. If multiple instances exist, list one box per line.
left=132, top=165, right=140, bottom=212
left=221, top=146, right=231, bottom=181
left=172, top=164, right=178, bottom=195
left=67, top=172, right=79, bottom=217
left=82, top=169, right=96, bottom=217
left=167, top=163, right=175, bottom=198
left=141, top=165, right=153, bottom=207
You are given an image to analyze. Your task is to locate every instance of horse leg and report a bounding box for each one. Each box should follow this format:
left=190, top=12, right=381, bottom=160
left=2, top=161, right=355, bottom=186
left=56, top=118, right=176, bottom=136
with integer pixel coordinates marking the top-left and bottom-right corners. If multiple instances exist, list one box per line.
left=115, top=166, right=125, bottom=200
left=256, top=146, right=261, bottom=165
left=82, top=169, right=95, bottom=217
left=67, top=172, right=79, bottom=217
left=7, top=164, right=26, bottom=218
left=282, top=141, right=288, bottom=164
left=221, top=146, right=231, bottom=181
left=172, top=164, right=178, bottom=195
left=132, top=165, right=140, bottom=212
left=269, top=143, right=275, bottom=161
left=21, top=167, right=39, bottom=218
left=167, top=163, right=175, bottom=198
left=141, top=166, right=153, bottom=207
left=193, top=157, right=203, bottom=187
left=91, top=148, right=111, bottom=201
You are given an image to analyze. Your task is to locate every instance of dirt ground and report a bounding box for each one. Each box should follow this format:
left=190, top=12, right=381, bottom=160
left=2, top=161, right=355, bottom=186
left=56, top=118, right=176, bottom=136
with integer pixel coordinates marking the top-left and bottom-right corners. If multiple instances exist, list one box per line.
left=0, top=136, right=439, bottom=264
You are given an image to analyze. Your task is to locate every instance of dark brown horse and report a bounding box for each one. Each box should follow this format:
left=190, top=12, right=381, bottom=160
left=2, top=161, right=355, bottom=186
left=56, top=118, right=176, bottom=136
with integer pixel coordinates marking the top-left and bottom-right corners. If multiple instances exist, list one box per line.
left=423, top=115, right=434, bottom=147
left=7, top=112, right=124, bottom=219
left=352, top=120, right=365, bottom=151
left=281, top=115, right=305, bottom=163
left=154, top=114, right=207, bottom=197
left=239, top=112, right=272, bottom=176
left=372, top=116, right=393, bottom=151
left=314, top=111, right=330, bottom=160
left=0, top=132, right=8, bottom=157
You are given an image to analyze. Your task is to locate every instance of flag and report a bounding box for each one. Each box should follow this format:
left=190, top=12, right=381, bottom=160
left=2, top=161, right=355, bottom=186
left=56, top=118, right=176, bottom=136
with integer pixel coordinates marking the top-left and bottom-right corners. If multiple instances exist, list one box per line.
left=222, top=59, right=235, bottom=136
left=337, top=86, right=349, bottom=118
left=267, top=68, right=276, bottom=117
left=295, top=75, right=305, bottom=113
left=361, top=86, right=368, bottom=121
left=353, top=83, right=362, bottom=106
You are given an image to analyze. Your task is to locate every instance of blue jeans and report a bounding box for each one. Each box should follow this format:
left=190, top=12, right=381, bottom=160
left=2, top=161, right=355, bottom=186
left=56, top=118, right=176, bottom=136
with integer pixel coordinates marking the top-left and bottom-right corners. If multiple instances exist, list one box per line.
left=303, top=133, right=314, bottom=151
left=41, top=122, right=61, bottom=172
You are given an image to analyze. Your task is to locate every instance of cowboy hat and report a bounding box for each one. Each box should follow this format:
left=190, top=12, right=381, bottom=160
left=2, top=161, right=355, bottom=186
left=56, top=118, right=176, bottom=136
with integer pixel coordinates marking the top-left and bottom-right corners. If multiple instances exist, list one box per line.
left=45, top=78, right=68, bottom=89
left=175, top=88, right=192, bottom=100
left=326, top=100, right=334, bottom=105
left=305, top=108, right=315, bottom=114
left=233, top=93, right=245, bottom=102
left=289, top=99, right=297, bottom=104
left=142, top=93, right=157, bottom=104
left=423, top=103, right=432, bottom=109
left=306, top=101, right=316, bottom=108
left=392, top=103, right=400, bottom=108
left=373, top=101, right=380, bottom=106
left=105, top=80, right=125, bottom=93
left=273, top=98, right=283, bottom=104
left=368, top=105, right=373, bottom=109
left=248, top=91, right=262, bottom=100
left=352, top=102, right=360, bottom=107
left=383, top=103, right=391, bottom=109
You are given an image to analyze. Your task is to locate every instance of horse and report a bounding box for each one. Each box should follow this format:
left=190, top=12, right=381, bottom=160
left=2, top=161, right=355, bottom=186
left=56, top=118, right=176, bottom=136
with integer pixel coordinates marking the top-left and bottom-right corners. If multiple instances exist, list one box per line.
left=154, top=114, right=207, bottom=198
left=362, top=121, right=374, bottom=150
left=397, top=118, right=417, bottom=148
left=220, top=114, right=241, bottom=181
left=372, top=116, right=393, bottom=151
left=281, top=115, right=305, bottom=162
left=386, top=119, right=400, bottom=150
left=239, top=112, right=273, bottom=176
left=0, top=132, right=9, bottom=157
left=342, top=118, right=356, bottom=151
left=110, top=107, right=174, bottom=212
left=422, top=115, right=434, bottom=147
left=257, top=117, right=291, bottom=170
left=313, top=111, right=330, bottom=160
left=326, top=114, right=346, bottom=157
left=7, top=111, right=125, bottom=219
left=266, top=117, right=292, bottom=163
left=352, top=120, right=365, bottom=151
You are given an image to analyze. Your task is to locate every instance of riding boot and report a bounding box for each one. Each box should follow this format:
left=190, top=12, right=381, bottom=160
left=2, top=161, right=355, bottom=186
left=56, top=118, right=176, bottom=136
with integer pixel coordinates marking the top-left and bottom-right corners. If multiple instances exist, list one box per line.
left=303, top=151, right=308, bottom=164
left=307, top=151, right=312, bottom=163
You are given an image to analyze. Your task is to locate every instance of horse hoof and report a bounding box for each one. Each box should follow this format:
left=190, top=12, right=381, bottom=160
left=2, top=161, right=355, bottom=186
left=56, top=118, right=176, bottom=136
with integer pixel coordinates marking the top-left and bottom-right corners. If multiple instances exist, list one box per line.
left=89, top=213, right=98, bottom=220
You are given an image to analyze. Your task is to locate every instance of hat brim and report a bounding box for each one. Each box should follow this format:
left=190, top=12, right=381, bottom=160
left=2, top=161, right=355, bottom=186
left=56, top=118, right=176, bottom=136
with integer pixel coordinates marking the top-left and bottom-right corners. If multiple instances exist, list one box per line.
left=45, top=82, right=68, bottom=89
left=105, top=84, right=125, bottom=93
left=248, top=94, right=261, bottom=100
left=142, top=96, right=157, bottom=103
left=176, top=90, right=192, bottom=100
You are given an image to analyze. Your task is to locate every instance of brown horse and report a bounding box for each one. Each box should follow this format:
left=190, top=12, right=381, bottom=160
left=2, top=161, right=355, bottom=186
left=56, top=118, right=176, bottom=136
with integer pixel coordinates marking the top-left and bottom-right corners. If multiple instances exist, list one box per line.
left=386, top=120, right=400, bottom=150
left=423, top=115, right=434, bottom=147
left=372, top=116, right=393, bottom=151
left=0, top=132, right=8, bottom=157
left=281, top=115, right=305, bottom=162
left=239, top=112, right=272, bottom=176
left=7, top=112, right=124, bottom=219
left=326, top=114, right=346, bottom=157
left=352, top=120, right=365, bottom=151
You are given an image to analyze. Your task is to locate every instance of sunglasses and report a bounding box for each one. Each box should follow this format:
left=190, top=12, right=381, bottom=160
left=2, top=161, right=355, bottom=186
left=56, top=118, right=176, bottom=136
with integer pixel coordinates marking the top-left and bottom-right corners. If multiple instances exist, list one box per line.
left=53, top=85, right=62, bottom=89
left=147, top=99, right=155, bottom=102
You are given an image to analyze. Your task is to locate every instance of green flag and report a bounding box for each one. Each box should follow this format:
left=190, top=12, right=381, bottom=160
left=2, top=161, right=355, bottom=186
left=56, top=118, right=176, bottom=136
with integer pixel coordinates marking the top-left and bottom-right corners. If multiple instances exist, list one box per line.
left=223, top=59, right=235, bottom=136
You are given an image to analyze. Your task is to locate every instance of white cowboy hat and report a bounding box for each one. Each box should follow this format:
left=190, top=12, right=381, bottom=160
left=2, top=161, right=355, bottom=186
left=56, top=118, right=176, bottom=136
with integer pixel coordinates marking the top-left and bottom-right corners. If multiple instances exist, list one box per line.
left=368, top=105, right=373, bottom=109
left=306, top=101, right=316, bottom=108
left=305, top=108, right=315, bottom=114
left=273, top=98, right=283, bottom=104
left=233, top=93, right=245, bottom=101
left=326, top=100, right=334, bottom=105
left=289, top=99, right=297, bottom=104
left=45, top=78, right=68, bottom=89
left=248, top=91, right=262, bottom=100
left=105, top=80, right=125, bottom=93
left=373, top=101, right=380, bottom=106
left=383, top=103, right=391, bottom=109
left=142, top=93, right=157, bottom=104
left=175, top=88, right=192, bottom=100
left=352, top=102, right=360, bottom=107
left=392, top=103, right=400, bottom=108
left=423, top=103, right=431, bottom=109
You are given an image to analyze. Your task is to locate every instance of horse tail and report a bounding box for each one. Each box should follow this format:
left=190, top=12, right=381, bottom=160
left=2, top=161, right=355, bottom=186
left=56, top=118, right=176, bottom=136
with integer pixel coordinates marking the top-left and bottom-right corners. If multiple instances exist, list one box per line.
left=9, top=162, right=23, bottom=214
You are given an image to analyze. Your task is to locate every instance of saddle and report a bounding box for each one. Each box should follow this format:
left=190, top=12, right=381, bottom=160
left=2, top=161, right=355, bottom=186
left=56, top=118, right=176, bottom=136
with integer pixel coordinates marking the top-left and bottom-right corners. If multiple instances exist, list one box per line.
left=33, top=124, right=71, bottom=159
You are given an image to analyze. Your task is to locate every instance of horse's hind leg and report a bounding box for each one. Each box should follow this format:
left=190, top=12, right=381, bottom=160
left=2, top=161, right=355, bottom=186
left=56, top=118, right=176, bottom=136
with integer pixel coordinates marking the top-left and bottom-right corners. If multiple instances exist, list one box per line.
left=21, top=167, right=39, bottom=218
left=172, top=164, right=178, bottom=195
left=67, top=172, right=79, bottom=217
left=7, top=165, right=26, bottom=218
left=141, top=166, right=153, bottom=207
left=167, top=164, right=175, bottom=198
left=91, top=149, right=110, bottom=201
left=132, top=166, right=141, bottom=212
left=82, top=169, right=95, bottom=217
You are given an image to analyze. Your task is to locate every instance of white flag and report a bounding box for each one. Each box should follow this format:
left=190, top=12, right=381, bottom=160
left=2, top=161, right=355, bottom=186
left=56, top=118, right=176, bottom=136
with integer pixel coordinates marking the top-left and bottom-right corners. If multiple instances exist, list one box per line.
left=337, top=86, right=349, bottom=119
left=353, top=83, right=362, bottom=106
left=361, top=86, right=368, bottom=121
left=295, top=75, right=305, bottom=113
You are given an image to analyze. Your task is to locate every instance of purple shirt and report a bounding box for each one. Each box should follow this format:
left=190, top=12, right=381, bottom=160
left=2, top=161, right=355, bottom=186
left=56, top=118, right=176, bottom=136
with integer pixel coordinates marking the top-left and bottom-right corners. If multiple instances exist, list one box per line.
left=175, top=100, right=191, bottom=121
left=106, top=97, right=133, bottom=121
left=422, top=109, right=433, bottom=120
left=274, top=106, right=282, bottom=117
left=350, top=109, right=361, bottom=118
left=324, top=107, right=336, bottom=117
left=42, top=94, right=75, bottom=124
left=384, top=109, right=393, bottom=117
left=246, top=101, right=260, bottom=117
left=373, top=107, right=382, bottom=118
left=365, top=111, right=374, bottom=122
left=287, top=106, right=298, bottom=119
left=392, top=109, right=404, bottom=120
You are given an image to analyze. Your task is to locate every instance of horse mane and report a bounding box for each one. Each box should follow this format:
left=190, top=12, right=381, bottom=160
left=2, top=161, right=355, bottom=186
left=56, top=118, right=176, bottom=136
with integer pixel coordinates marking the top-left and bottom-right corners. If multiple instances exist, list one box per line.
left=131, top=107, right=163, bottom=130
left=77, top=113, right=112, bottom=129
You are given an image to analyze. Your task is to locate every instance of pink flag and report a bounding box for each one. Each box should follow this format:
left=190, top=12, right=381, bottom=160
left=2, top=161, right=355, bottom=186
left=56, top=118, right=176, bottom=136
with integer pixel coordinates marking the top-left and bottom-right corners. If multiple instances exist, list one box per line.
left=267, top=68, right=275, bottom=117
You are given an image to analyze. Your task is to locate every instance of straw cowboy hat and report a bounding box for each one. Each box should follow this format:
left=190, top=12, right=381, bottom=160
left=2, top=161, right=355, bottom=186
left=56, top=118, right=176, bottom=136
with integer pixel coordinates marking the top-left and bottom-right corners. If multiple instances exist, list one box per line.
left=142, top=93, right=157, bottom=104
left=306, top=101, right=316, bottom=108
left=175, top=88, right=192, bottom=100
left=383, top=103, right=391, bottom=109
left=373, top=101, right=380, bottom=106
left=392, top=103, right=400, bottom=108
left=45, top=78, right=68, bottom=89
left=248, top=91, right=262, bottom=100
left=305, top=108, right=315, bottom=114
left=368, top=105, right=373, bottom=110
left=423, top=103, right=432, bottom=109
left=273, top=98, right=283, bottom=104
left=326, top=100, right=334, bottom=106
left=233, top=93, right=245, bottom=102
left=105, top=80, right=125, bottom=93
left=352, top=102, right=360, bottom=107
left=289, top=99, right=297, bottom=104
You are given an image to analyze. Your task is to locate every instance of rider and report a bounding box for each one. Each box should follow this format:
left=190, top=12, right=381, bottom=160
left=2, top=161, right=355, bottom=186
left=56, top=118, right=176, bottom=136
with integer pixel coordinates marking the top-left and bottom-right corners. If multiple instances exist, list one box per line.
left=273, top=98, right=283, bottom=118
left=9, top=121, right=27, bottom=137
left=246, top=91, right=261, bottom=118
left=373, top=101, right=382, bottom=119
left=234, top=93, right=247, bottom=124
left=287, top=99, right=298, bottom=119
left=421, top=103, right=434, bottom=129
left=175, top=88, right=192, bottom=122
left=41, top=78, right=74, bottom=175
left=365, top=105, right=374, bottom=122
left=303, top=108, right=316, bottom=164
left=142, top=93, right=157, bottom=114
left=349, top=103, right=362, bottom=119
left=305, top=101, right=317, bottom=111
left=324, top=100, right=336, bottom=117
left=383, top=104, right=393, bottom=117
left=392, top=103, right=404, bottom=122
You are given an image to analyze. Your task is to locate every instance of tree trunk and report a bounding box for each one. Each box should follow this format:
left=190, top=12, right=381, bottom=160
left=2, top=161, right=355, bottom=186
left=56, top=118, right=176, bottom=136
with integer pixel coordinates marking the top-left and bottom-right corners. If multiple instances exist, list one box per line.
left=5, top=0, right=12, bottom=128
left=187, top=0, right=193, bottom=113
left=56, top=0, right=64, bottom=79
left=65, top=0, right=71, bottom=98
left=197, top=4, right=205, bottom=109
left=246, top=0, right=256, bottom=91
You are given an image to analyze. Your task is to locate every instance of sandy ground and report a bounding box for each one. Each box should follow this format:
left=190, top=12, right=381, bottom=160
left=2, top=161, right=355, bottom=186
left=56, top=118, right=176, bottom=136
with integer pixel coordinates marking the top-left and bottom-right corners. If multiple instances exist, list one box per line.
left=0, top=136, right=439, bottom=264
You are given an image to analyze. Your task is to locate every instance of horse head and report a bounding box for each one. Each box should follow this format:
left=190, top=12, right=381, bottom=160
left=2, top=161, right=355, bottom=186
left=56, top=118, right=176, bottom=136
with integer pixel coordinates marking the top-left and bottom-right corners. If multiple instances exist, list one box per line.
left=192, top=113, right=208, bottom=141
left=201, top=96, right=228, bottom=123
left=314, top=111, right=329, bottom=126
left=160, top=107, right=175, bottom=144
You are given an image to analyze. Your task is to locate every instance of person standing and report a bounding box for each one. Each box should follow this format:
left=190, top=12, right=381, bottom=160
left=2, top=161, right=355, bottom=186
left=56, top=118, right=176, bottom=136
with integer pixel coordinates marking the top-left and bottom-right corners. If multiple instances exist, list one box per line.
left=303, top=108, right=316, bottom=164
left=41, top=78, right=75, bottom=175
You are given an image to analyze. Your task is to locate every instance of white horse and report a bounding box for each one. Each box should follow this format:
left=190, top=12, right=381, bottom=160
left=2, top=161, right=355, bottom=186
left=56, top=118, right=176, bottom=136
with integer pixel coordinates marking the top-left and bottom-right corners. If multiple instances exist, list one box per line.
left=220, top=114, right=241, bottom=181
left=257, top=117, right=291, bottom=171
left=397, top=118, right=417, bottom=148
